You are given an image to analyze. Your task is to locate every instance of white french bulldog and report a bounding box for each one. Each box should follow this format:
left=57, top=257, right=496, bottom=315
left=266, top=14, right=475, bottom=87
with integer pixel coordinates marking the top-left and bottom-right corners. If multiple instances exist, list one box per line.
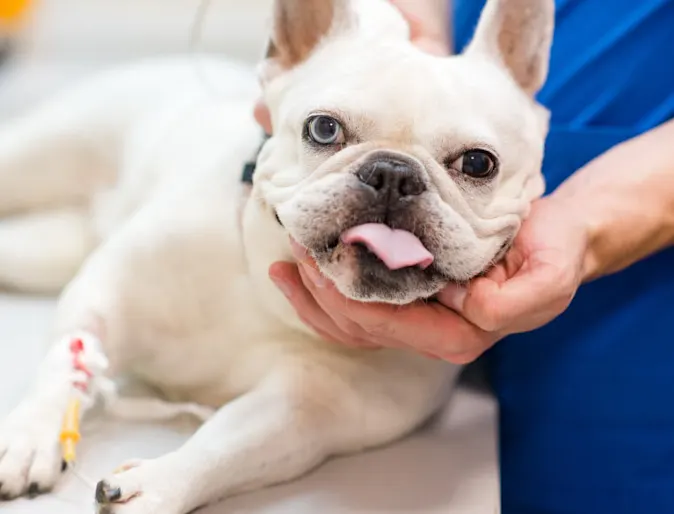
left=0, top=0, right=553, bottom=511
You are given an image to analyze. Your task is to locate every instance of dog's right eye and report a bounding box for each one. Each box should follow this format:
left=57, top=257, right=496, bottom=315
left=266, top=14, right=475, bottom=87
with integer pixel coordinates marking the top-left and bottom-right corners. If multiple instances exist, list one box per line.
left=305, top=116, right=345, bottom=146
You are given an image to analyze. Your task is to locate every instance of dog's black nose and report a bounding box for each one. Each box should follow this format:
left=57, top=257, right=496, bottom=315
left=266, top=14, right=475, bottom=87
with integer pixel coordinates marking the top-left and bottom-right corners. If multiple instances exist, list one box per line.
left=356, top=157, right=426, bottom=200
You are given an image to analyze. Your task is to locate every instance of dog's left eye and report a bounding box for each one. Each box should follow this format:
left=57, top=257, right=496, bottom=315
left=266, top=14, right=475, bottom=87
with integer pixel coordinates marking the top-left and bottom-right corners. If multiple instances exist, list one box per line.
left=305, top=116, right=345, bottom=146
left=446, top=149, right=497, bottom=179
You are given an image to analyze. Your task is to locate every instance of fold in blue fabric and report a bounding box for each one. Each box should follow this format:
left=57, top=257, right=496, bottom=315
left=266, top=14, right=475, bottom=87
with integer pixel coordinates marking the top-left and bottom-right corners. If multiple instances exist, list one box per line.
left=452, top=1, right=674, bottom=513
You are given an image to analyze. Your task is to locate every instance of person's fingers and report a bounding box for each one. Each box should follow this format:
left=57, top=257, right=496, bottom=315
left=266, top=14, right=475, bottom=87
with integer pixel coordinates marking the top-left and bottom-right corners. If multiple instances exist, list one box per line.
left=289, top=238, right=312, bottom=265
left=392, top=301, right=498, bottom=360
left=269, top=262, right=379, bottom=349
left=288, top=239, right=496, bottom=360
left=437, top=283, right=468, bottom=313
left=269, top=262, right=342, bottom=339
left=438, top=244, right=527, bottom=313
left=296, top=264, right=385, bottom=346
left=434, top=350, right=484, bottom=365
left=448, top=255, right=577, bottom=334
left=290, top=240, right=379, bottom=343
left=296, top=260, right=496, bottom=360
left=254, top=99, right=272, bottom=135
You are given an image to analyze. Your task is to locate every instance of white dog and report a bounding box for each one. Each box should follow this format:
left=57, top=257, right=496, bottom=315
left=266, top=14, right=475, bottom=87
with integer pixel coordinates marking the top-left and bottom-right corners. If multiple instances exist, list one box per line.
left=0, top=0, right=553, bottom=511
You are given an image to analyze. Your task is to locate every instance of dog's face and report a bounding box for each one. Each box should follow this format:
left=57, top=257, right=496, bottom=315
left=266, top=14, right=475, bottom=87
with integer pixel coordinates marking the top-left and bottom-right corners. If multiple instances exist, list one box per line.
left=254, top=0, right=554, bottom=305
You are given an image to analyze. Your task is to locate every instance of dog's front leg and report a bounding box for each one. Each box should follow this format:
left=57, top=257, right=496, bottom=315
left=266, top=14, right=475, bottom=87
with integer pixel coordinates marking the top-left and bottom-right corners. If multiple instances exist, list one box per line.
left=94, top=378, right=337, bottom=513
left=0, top=330, right=107, bottom=499
left=94, top=355, right=449, bottom=514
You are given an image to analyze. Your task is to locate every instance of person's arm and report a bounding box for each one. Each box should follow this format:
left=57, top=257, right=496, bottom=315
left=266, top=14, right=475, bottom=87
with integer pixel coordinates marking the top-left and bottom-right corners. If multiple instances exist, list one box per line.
left=553, top=119, right=674, bottom=281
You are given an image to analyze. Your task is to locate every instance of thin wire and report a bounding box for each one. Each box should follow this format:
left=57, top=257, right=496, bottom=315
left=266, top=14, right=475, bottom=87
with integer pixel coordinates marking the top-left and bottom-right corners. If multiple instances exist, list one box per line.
left=69, top=464, right=98, bottom=490
left=52, top=464, right=98, bottom=508
left=188, top=0, right=214, bottom=52
left=188, top=0, right=226, bottom=98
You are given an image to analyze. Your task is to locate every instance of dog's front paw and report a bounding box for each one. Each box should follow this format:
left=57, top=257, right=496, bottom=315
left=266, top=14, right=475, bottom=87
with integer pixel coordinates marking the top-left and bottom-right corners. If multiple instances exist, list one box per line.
left=0, top=407, right=64, bottom=500
left=95, top=457, right=185, bottom=514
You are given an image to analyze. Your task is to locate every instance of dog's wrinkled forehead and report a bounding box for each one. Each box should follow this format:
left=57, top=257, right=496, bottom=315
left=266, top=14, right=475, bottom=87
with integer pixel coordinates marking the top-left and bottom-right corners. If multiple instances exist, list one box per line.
left=278, top=47, right=529, bottom=147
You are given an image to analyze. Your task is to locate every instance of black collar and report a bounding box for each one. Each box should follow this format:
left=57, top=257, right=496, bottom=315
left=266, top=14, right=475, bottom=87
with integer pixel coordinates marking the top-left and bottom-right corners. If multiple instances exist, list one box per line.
left=241, top=134, right=271, bottom=185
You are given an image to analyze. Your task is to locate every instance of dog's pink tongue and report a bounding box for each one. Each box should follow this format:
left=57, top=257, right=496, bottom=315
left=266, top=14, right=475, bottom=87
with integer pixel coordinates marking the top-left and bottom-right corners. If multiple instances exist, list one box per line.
left=341, top=223, right=434, bottom=270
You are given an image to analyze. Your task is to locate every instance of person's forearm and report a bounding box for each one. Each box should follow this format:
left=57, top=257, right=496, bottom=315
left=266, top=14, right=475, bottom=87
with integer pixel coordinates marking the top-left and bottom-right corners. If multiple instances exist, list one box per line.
left=551, top=119, right=674, bottom=282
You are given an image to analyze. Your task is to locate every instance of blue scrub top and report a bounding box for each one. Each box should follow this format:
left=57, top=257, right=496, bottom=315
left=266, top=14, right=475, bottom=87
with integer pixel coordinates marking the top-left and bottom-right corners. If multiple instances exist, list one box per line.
left=453, top=1, right=674, bottom=513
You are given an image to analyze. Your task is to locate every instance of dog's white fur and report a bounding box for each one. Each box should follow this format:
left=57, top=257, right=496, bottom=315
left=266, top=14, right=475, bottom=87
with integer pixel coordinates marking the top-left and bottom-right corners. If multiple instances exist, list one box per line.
left=0, top=0, right=553, bottom=511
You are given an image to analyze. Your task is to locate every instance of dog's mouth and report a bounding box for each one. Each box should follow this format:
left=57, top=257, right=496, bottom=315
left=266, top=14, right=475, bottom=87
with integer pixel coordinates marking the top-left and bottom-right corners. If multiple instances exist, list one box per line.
left=305, top=220, right=450, bottom=303
left=315, top=222, right=434, bottom=269
left=339, top=223, right=434, bottom=270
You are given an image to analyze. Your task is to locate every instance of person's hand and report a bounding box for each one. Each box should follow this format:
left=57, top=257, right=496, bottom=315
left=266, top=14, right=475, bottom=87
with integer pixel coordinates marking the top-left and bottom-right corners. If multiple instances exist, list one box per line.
left=254, top=0, right=450, bottom=134
left=269, top=196, right=590, bottom=363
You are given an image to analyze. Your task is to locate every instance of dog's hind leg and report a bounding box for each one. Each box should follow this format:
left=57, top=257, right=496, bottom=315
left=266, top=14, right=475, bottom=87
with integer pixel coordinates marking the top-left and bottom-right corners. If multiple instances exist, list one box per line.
left=0, top=98, right=117, bottom=217
left=0, top=208, right=96, bottom=293
left=0, top=58, right=256, bottom=218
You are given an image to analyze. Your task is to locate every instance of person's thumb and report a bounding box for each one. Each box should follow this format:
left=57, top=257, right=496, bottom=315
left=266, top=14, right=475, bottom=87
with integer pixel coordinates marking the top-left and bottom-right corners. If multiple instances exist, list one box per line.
left=438, top=278, right=507, bottom=332
left=439, top=276, right=516, bottom=332
left=437, top=283, right=468, bottom=312
left=445, top=260, right=575, bottom=334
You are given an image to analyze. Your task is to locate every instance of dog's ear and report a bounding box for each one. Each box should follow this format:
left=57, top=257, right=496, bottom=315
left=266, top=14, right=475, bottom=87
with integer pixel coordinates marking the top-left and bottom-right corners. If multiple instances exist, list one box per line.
left=264, top=0, right=350, bottom=70
left=466, top=0, right=555, bottom=96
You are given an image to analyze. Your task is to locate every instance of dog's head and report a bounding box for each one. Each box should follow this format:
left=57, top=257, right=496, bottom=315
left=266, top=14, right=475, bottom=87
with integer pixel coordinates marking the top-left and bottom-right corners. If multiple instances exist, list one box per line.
left=252, top=0, right=554, bottom=305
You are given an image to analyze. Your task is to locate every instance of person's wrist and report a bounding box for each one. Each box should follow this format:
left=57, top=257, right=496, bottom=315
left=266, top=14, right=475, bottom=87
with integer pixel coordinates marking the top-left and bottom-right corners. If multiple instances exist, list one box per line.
left=548, top=182, right=605, bottom=283
left=579, top=209, right=605, bottom=283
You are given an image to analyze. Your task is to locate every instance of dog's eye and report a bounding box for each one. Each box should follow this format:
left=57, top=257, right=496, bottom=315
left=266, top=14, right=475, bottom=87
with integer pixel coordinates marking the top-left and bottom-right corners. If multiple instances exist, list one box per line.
left=447, top=150, right=497, bottom=179
left=306, top=116, right=345, bottom=146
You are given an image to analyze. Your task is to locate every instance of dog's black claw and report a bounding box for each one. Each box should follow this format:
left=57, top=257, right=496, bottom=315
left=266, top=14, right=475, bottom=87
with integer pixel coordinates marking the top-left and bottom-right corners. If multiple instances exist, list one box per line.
left=27, top=482, right=41, bottom=499
left=0, top=493, right=12, bottom=502
left=61, top=460, right=68, bottom=473
left=95, top=480, right=122, bottom=504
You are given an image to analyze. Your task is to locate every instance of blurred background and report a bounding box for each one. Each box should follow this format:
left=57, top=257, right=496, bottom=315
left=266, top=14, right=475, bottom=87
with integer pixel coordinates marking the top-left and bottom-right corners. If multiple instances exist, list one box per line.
left=0, top=0, right=273, bottom=117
